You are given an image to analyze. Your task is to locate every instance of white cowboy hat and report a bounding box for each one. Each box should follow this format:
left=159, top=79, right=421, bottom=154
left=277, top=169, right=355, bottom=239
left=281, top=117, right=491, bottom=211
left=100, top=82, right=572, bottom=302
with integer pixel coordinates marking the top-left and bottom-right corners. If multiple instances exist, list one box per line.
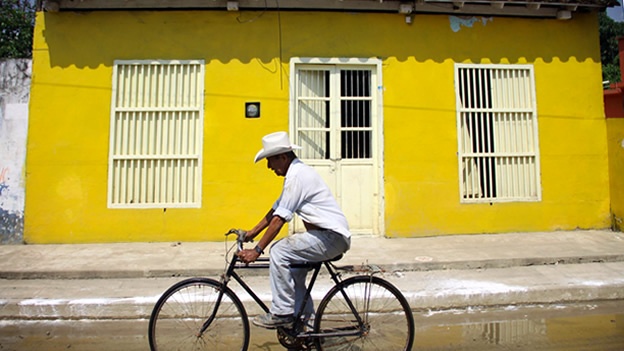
left=254, top=131, right=301, bottom=163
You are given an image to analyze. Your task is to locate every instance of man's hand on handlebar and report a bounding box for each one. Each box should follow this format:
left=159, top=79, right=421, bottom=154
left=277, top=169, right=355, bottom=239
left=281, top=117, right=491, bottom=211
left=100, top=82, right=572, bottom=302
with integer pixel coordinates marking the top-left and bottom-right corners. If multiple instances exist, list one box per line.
left=226, top=228, right=260, bottom=263
left=242, top=230, right=255, bottom=243
left=237, top=248, right=261, bottom=264
left=226, top=228, right=253, bottom=242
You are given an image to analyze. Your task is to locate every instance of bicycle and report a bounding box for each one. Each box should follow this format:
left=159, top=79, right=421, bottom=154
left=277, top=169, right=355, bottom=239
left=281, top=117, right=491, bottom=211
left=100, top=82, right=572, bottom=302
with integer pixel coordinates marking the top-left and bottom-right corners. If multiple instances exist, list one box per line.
left=148, top=229, right=415, bottom=350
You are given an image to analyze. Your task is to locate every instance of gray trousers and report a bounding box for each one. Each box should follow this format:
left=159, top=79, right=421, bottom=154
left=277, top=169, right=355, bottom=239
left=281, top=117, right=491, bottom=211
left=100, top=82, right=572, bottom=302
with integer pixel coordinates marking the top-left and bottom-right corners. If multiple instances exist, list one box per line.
left=268, top=230, right=350, bottom=317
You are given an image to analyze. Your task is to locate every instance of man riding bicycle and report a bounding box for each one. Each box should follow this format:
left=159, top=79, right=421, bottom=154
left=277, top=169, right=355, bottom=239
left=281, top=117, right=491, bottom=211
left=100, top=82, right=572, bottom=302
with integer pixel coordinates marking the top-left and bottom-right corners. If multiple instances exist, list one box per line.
left=237, top=131, right=352, bottom=329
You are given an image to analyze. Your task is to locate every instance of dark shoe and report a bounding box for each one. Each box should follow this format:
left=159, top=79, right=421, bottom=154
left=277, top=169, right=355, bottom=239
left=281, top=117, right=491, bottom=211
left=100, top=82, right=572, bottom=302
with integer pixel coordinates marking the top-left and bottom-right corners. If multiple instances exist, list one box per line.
left=253, top=313, right=294, bottom=329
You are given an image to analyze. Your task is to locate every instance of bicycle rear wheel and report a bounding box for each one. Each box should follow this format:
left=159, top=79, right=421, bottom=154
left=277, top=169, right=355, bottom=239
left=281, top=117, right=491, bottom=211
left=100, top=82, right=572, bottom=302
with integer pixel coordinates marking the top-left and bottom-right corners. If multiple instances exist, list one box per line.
left=314, top=275, right=414, bottom=351
left=148, top=277, right=250, bottom=351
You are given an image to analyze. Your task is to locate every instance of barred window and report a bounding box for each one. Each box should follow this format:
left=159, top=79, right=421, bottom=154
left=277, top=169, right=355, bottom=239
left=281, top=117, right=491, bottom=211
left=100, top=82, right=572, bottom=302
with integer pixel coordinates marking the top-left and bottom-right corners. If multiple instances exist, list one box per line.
left=455, top=64, right=541, bottom=203
left=107, top=60, right=204, bottom=208
left=294, top=66, right=373, bottom=160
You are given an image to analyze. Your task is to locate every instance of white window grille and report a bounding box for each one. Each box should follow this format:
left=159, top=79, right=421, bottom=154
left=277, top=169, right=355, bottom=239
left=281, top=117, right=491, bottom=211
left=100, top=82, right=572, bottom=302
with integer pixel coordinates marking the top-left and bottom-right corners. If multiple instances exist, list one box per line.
left=455, top=64, right=541, bottom=203
left=294, top=65, right=374, bottom=161
left=107, top=60, right=204, bottom=208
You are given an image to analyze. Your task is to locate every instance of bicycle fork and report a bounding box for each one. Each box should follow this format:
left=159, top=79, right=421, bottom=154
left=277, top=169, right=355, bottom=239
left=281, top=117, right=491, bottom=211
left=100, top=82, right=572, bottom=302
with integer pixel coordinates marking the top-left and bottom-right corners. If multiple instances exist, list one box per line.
left=197, top=283, right=227, bottom=337
left=197, top=256, right=239, bottom=338
left=198, top=255, right=271, bottom=338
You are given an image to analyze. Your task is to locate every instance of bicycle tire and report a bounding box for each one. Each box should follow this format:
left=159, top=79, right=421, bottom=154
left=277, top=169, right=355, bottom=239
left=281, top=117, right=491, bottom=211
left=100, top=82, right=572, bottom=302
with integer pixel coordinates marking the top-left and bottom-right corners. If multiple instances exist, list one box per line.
left=148, top=277, right=250, bottom=351
left=314, top=275, right=415, bottom=351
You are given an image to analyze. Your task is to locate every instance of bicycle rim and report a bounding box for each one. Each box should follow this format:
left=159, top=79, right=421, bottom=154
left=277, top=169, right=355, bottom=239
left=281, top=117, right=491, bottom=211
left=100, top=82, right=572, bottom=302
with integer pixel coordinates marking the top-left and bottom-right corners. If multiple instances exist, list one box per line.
left=314, top=276, right=415, bottom=351
left=148, top=277, right=250, bottom=351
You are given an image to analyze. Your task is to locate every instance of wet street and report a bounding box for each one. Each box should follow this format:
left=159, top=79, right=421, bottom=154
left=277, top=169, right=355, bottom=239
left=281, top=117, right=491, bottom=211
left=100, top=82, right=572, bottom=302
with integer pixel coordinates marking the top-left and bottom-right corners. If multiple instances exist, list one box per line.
left=412, top=300, right=624, bottom=350
left=0, top=300, right=622, bottom=350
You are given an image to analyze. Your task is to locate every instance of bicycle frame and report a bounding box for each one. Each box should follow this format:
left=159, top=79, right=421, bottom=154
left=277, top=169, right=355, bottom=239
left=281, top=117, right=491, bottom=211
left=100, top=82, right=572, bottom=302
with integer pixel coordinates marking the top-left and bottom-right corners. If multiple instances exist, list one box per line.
left=200, top=234, right=367, bottom=340
left=150, top=230, right=415, bottom=351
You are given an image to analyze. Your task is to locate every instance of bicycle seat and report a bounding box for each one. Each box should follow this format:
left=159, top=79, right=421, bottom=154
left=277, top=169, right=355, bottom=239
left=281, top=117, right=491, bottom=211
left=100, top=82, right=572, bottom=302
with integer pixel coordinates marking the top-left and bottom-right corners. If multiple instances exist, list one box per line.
left=289, top=254, right=343, bottom=269
left=328, top=254, right=343, bottom=262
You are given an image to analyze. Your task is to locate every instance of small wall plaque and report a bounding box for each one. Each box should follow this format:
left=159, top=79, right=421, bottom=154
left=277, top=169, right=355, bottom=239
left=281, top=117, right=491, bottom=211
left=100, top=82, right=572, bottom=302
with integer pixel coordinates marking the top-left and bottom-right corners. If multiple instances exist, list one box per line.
left=245, top=102, right=260, bottom=118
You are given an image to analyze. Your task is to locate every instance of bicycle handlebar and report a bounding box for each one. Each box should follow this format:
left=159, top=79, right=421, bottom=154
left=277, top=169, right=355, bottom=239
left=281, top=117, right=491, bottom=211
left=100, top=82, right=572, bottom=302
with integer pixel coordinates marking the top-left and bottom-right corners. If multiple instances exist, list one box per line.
left=225, top=228, right=247, bottom=252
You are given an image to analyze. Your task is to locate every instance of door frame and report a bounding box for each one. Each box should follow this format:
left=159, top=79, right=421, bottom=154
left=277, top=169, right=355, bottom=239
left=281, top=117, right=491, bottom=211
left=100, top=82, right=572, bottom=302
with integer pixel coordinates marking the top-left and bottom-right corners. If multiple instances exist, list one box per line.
left=288, top=57, right=385, bottom=236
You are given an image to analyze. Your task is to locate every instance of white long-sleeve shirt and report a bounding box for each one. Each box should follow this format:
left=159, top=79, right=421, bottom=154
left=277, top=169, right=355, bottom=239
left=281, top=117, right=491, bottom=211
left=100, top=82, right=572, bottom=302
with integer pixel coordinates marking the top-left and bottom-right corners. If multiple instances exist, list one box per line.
left=272, top=159, right=351, bottom=240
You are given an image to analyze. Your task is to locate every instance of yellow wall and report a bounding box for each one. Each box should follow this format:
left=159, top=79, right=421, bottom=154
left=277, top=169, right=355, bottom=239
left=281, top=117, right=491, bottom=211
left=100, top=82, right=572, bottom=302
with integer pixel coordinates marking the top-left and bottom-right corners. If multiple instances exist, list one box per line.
left=607, top=118, right=624, bottom=230
left=26, top=10, right=611, bottom=243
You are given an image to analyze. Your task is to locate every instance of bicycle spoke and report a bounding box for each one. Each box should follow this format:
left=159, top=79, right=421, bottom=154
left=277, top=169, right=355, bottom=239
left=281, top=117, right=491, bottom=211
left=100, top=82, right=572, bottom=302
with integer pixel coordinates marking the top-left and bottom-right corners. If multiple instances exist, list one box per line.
left=149, top=278, right=250, bottom=351
left=315, top=276, right=414, bottom=351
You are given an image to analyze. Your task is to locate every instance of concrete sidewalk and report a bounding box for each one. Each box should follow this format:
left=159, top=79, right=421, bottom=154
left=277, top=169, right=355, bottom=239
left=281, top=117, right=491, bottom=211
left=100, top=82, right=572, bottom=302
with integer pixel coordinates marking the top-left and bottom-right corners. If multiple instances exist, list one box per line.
left=1, top=230, right=624, bottom=279
left=1, top=230, right=624, bottom=320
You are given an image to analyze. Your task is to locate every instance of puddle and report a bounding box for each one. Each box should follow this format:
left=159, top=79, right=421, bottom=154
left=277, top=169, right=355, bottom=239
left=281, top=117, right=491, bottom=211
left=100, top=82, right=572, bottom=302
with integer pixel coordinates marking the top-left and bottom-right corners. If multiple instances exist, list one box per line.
left=413, top=301, right=624, bottom=350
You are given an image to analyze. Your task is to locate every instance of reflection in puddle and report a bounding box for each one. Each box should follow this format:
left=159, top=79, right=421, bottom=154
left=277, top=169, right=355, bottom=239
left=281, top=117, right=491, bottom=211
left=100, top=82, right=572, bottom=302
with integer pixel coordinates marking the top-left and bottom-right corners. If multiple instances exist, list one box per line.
left=471, top=319, right=546, bottom=345
left=414, top=302, right=624, bottom=350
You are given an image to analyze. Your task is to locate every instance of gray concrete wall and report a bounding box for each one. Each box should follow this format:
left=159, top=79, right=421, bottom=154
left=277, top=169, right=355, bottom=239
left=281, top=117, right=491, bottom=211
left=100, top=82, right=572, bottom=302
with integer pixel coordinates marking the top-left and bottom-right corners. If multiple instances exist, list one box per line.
left=0, top=59, right=30, bottom=244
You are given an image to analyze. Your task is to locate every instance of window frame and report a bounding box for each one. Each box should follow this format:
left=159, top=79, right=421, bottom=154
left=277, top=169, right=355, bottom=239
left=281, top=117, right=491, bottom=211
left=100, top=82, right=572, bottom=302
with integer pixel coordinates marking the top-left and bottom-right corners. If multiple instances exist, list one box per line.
left=289, top=57, right=380, bottom=163
left=107, top=59, right=205, bottom=209
left=455, top=63, right=542, bottom=204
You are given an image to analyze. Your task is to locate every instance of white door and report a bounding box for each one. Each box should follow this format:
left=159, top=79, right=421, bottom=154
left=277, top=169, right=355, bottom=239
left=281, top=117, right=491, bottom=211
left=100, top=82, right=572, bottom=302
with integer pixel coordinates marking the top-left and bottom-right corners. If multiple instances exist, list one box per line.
left=289, top=58, right=383, bottom=235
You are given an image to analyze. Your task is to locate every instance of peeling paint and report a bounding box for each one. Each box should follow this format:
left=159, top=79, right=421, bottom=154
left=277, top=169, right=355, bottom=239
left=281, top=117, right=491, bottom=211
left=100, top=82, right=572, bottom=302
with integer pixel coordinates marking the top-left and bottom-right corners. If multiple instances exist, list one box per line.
left=449, top=15, right=493, bottom=32
left=0, top=59, right=30, bottom=244
left=0, top=209, right=24, bottom=244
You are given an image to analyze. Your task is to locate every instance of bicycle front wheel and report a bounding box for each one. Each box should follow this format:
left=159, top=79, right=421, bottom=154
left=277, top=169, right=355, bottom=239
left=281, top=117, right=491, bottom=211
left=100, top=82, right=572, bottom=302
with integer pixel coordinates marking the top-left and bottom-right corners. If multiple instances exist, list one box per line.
left=148, top=277, right=250, bottom=351
left=314, top=275, right=414, bottom=351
